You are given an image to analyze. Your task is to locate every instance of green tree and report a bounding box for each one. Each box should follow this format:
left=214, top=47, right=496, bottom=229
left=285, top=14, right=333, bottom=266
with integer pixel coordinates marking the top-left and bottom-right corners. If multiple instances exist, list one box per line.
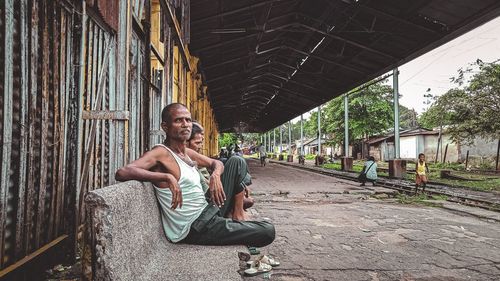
left=218, top=133, right=238, bottom=148
left=419, top=60, right=500, bottom=143
left=303, top=110, right=319, bottom=138
left=323, top=82, right=398, bottom=145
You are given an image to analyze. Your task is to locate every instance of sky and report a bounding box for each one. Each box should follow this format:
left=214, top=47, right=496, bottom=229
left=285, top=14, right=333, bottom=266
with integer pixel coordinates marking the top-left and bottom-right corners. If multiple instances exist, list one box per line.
left=396, top=15, right=500, bottom=114
left=293, top=15, right=500, bottom=122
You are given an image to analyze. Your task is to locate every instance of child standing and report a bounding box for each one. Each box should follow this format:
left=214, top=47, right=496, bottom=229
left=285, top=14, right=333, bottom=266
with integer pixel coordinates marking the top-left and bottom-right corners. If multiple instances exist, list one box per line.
left=415, top=153, right=430, bottom=194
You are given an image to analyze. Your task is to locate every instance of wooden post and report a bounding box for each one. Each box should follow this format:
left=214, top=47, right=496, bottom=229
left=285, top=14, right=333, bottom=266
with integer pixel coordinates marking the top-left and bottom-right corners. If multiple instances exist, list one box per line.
left=435, top=134, right=441, bottom=163
left=496, top=139, right=500, bottom=171
left=465, top=150, right=469, bottom=169
left=443, top=143, right=449, bottom=163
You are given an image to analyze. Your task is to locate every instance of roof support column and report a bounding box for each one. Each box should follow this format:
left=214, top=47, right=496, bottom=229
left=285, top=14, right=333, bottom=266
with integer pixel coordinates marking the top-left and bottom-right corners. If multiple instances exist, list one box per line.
left=300, top=115, right=304, bottom=156
left=273, top=128, right=276, bottom=153
left=268, top=131, right=271, bottom=152
left=288, top=121, right=292, bottom=162
left=317, top=106, right=321, bottom=155
left=279, top=125, right=283, bottom=154
left=344, top=95, right=349, bottom=157
left=389, top=67, right=407, bottom=178
left=393, top=67, right=400, bottom=159
left=342, top=94, right=353, bottom=171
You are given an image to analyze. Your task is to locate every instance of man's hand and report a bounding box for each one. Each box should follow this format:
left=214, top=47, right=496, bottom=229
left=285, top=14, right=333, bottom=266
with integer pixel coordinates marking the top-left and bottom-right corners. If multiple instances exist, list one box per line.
left=208, top=173, right=226, bottom=207
left=153, top=174, right=183, bottom=209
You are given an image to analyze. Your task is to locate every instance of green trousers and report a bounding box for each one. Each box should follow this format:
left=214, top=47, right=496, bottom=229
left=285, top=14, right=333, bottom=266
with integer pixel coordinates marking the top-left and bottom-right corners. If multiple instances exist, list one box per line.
left=182, top=204, right=275, bottom=247
left=182, top=156, right=275, bottom=247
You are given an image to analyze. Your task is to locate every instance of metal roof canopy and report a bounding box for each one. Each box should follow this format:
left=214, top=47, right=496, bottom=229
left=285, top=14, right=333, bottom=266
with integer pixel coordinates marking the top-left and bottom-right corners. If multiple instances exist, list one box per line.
left=189, top=0, right=500, bottom=132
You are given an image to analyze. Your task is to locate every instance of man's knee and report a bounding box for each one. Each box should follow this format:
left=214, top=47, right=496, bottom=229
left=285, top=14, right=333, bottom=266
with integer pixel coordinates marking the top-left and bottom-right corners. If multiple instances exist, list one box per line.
left=225, top=155, right=247, bottom=168
left=257, top=221, right=275, bottom=246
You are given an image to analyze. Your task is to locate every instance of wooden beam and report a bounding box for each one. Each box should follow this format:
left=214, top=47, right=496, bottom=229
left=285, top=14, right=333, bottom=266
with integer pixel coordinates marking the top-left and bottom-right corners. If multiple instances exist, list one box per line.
left=0, top=235, right=68, bottom=278
left=163, top=0, right=193, bottom=71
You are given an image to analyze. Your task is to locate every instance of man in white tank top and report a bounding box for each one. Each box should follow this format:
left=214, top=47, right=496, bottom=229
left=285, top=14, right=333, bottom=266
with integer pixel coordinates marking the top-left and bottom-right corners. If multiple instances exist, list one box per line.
left=115, top=103, right=275, bottom=247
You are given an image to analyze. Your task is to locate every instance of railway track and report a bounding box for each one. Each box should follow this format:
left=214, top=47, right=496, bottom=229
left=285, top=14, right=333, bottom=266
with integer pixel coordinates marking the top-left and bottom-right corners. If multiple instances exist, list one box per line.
left=268, top=159, right=500, bottom=212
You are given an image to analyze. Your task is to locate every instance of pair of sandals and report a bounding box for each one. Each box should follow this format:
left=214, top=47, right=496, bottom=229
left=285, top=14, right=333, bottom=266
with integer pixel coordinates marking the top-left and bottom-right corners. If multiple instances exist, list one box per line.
left=244, top=254, right=280, bottom=276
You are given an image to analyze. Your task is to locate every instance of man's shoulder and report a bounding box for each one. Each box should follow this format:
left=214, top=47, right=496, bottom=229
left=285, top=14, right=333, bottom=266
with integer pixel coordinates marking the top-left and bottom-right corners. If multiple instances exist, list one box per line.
left=149, top=144, right=175, bottom=159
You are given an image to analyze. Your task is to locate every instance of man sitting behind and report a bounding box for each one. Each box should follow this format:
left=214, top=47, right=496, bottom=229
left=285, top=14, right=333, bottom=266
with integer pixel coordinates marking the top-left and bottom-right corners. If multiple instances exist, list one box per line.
left=188, top=121, right=254, bottom=220
left=115, top=103, right=274, bottom=247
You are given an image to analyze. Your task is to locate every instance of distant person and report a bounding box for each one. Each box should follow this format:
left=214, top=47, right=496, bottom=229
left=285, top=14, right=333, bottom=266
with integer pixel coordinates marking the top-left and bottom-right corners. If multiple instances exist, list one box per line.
left=415, top=153, right=430, bottom=194
left=359, top=156, right=377, bottom=186
left=258, top=143, right=267, bottom=167
left=234, top=146, right=243, bottom=157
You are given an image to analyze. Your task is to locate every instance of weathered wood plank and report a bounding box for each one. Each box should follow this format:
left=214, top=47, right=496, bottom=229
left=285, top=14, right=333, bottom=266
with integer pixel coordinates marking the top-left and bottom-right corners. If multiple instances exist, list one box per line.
left=54, top=7, right=68, bottom=238
left=25, top=0, right=40, bottom=256
left=14, top=0, right=29, bottom=261
left=48, top=5, right=61, bottom=241
left=35, top=0, right=51, bottom=249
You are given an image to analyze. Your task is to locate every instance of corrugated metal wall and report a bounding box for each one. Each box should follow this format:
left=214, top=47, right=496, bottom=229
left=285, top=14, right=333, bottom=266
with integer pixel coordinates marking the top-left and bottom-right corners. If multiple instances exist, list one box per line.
left=0, top=0, right=77, bottom=271
left=0, top=0, right=220, bottom=276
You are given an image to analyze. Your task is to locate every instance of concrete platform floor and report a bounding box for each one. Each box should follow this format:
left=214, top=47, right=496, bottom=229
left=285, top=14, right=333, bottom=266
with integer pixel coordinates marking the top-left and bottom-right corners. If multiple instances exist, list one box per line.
left=246, top=159, right=500, bottom=281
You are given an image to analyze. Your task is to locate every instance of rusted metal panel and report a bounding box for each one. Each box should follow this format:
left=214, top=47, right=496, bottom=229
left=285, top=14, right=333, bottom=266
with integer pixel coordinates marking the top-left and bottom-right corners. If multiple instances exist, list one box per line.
left=25, top=0, right=40, bottom=258
left=15, top=0, right=29, bottom=261
left=35, top=0, right=51, bottom=249
left=1, top=0, right=14, bottom=269
left=95, top=0, right=119, bottom=31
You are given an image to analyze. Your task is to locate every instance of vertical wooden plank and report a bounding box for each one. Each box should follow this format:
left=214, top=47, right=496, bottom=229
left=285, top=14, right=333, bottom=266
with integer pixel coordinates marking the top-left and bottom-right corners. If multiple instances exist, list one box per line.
left=68, top=1, right=87, bottom=262
left=115, top=0, right=130, bottom=174
left=54, top=9, right=69, bottom=237
left=143, top=0, right=151, bottom=153
left=48, top=4, right=61, bottom=241
left=88, top=21, right=100, bottom=194
left=1, top=0, right=14, bottom=268
left=107, top=39, right=116, bottom=186
left=129, top=35, right=137, bottom=160
left=14, top=0, right=29, bottom=261
left=35, top=0, right=51, bottom=249
left=25, top=0, right=39, bottom=256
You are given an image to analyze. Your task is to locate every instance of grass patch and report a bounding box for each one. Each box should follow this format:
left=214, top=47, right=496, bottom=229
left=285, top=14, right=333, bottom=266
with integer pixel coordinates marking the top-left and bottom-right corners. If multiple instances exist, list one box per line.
left=305, top=154, right=316, bottom=160
left=321, top=163, right=364, bottom=173
left=396, top=194, right=446, bottom=207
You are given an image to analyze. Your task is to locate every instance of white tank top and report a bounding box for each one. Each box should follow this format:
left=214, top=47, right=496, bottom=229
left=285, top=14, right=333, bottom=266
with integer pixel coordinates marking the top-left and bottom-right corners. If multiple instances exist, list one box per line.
left=153, top=144, right=208, bottom=242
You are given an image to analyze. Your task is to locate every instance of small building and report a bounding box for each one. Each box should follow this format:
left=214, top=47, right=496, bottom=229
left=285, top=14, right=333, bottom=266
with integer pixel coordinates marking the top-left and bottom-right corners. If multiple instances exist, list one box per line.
left=366, top=128, right=498, bottom=167
left=366, top=128, right=441, bottom=161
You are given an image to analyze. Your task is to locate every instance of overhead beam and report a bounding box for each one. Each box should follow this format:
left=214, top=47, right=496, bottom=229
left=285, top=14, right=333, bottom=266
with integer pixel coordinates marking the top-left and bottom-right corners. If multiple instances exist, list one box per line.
left=297, top=22, right=397, bottom=60
left=357, top=4, right=439, bottom=35
left=283, top=46, right=365, bottom=74
left=192, top=0, right=294, bottom=25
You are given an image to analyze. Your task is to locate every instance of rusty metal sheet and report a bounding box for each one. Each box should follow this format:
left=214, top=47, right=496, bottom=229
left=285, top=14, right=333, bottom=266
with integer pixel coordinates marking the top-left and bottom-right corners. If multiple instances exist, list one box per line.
left=1, top=0, right=14, bottom=269
left=25, top=0, right=40, bottom=258
left=35, top=0, right=51, bottom=250
left=15, top=0, right=29, bottom=262
left=95, top=0, right=119, bottom=31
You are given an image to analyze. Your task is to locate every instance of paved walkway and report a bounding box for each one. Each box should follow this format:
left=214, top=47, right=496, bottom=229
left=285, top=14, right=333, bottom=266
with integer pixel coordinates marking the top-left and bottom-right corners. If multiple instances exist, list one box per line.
left=247, top=159, right=500, bottom=281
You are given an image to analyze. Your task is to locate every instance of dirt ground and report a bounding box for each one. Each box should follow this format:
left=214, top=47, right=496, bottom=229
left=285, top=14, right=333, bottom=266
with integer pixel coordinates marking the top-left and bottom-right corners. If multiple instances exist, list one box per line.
left=247, top=159, right=500, bottom=281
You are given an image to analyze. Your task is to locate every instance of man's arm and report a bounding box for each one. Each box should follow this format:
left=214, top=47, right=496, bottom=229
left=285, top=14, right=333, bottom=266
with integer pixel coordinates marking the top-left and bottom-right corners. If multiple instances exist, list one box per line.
left=186, top=148, right=225, bottom=207
left=115, top=148, right=183, bottom=209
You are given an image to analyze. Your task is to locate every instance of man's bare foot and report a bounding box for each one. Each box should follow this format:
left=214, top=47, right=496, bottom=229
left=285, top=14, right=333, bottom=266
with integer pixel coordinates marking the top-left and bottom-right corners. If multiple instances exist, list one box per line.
left=232, top=210, right=250, bottom=221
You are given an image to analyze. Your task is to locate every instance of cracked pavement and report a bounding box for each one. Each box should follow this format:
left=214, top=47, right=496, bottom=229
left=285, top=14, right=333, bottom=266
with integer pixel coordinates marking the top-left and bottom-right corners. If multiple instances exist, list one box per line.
left=246, top=160, right=500, bottom=281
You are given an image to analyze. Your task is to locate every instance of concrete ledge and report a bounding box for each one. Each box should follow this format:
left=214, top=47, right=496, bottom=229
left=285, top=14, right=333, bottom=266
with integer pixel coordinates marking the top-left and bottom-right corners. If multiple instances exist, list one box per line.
left=85, top=181, right=245, bottom=281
